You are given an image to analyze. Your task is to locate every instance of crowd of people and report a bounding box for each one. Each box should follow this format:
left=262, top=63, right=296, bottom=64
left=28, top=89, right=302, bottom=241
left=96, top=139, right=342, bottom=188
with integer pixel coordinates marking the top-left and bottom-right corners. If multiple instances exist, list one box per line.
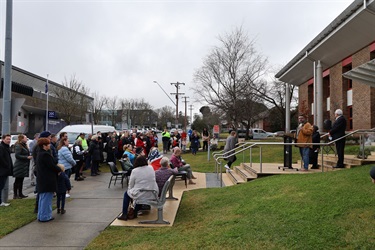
left=0, top=127, right=205, bottom=222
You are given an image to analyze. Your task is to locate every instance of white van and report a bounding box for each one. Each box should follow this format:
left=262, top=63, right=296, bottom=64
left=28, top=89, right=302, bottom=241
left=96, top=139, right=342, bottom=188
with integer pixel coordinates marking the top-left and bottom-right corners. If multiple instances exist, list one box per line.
left=57, top=124, right=116, bottom=143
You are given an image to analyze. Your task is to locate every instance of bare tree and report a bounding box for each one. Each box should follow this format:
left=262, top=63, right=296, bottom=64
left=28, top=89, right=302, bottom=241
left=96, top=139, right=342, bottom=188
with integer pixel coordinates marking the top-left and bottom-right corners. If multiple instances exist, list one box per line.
left=106, top=96, right=119, bottom=126
left=156, top=106, right=175, bottom=128
left=119, top=98, right=154, bottom=128
left=193, top=26, right=268, bottom=130
left=252, top=71, right=298, bottom=130
left=91, top=92, right=108, bottom=124
left=52, top=75, right=90, bottom=125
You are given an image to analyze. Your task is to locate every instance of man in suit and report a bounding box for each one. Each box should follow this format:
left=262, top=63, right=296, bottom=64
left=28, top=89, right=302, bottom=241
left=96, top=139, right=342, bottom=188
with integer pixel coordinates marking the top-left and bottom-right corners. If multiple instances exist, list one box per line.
left=329, top=109, right=347, bottom=168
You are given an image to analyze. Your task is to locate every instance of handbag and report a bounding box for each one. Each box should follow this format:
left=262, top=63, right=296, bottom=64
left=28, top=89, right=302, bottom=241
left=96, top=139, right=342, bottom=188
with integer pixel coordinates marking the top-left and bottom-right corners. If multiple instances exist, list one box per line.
left=127, top=206, right=135, bottom=219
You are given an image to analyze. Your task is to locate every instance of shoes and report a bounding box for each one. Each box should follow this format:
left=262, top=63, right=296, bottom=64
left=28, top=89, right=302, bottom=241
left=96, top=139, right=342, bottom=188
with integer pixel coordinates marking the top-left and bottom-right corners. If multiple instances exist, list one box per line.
left=38, top=217, right=54, bottom=222
left=191, top=176, right=197, bottom=179
left=95, top=172, right=100, bottom=175
left=224, top=165, right=230, bottom=170
left=117, top=214, right=128, bottom=221
left=75, top=177, right=84, bottom=181
left=31, top=182, right=36, bottom=186
left=333, top=166, right=344, bottom=168
left=188, top=180, right=196, bottom=185
left=61, top=209, right=66, bottom=214
left=91, top=173, right=97, bottom=176
left=19, top=194, right=28, bottom=198
left=57, top=208, right=60, bottom=214
left=300, top=168, right=308, bottom=171
left=13, top=195, right=20, bottom=199
left=66, top=193, right=71, bottom=198
left=0, top=202, right=10, bottom=207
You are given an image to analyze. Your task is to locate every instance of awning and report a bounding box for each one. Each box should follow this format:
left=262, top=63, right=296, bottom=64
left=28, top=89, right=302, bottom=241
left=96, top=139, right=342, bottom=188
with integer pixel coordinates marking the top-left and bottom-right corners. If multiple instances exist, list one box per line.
left=343, top=59, right=375, bottom=87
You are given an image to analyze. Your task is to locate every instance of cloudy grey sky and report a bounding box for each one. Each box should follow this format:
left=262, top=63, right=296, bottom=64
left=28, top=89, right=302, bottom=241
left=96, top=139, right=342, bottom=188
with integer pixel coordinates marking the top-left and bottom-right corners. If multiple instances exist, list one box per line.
left=1, top=0, right=352, bottom=116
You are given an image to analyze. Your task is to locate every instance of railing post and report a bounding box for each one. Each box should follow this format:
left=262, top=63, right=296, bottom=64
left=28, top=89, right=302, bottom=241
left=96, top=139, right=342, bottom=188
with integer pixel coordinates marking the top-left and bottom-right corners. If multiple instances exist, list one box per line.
left=250, top=147, right=252, bottom=168
left=260, top=146, right=262, bottom=173
left=321, top=147, right=324, bottom=172
left=220, top=162, right=223, bottom=187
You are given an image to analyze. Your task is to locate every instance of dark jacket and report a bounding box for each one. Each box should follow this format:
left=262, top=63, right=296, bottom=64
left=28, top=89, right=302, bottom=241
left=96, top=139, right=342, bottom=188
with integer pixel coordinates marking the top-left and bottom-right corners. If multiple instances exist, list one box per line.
left=330, top=115, right=347, bottom=140
left=72, top=143, right=84, bottom=162
left=0, top=141, right=13, bottom=177
left=36, top=149, right=61, bottom=193
left=13, top=143, right=30, bottom=178
left=88, top=140, right=101, bottom=161
left=57, top=172, right=71, bottom=194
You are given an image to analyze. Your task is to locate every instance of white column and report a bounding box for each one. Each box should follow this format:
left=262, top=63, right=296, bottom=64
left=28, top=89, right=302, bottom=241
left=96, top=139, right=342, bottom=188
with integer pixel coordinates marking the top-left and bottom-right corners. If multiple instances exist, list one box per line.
left=285, top=83, right=291, bottom=132
left=316, top=61, right=323, bottom=130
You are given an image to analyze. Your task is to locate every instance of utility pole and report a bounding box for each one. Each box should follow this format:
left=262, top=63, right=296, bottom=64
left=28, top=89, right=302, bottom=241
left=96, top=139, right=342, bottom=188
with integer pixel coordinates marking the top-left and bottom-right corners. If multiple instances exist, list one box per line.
left=182, top=96, right=189, bottom=131
left=170, top=81, right=185, bottom=128
left=189, top=104, right=194, bottom=124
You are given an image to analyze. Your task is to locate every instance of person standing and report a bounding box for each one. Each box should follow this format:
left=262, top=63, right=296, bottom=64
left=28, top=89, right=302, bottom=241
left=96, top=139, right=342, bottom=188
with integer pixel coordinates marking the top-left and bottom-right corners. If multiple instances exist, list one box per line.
left=224, top=131, right=237, bottom=170
left=0, top=134, right=13, bottom=207
left=329, top=109, right=347, bottom=168
left=296, top=114, right=313, bottom=171
left=56, top=165, right=71, bottom=215
left=13, top=134, right=32, bottom=199
left=161, top=129, right=171, bottom=154
left=202, top=128, right=210, bottom=151
left=28, top=133, right=39, bottom=186
left=36, top=138, right=62, bottom=222
left=310, top=125, right=320, bottom=169
left=88, top=135, right=101, bottom=176
left=190, top=130, right=200, bottom=155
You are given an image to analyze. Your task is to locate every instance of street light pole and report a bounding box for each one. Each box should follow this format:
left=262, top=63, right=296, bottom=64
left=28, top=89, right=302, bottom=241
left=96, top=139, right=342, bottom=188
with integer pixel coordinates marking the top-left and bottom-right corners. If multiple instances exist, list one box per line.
left=153, top=81, right=176, bottom=106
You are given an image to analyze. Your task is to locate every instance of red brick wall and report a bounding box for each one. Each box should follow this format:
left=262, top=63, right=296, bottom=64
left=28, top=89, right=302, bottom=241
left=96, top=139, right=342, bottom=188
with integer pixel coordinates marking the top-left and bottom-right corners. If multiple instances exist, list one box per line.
left=298, top=44, right=375, bottom=130
left=352, top=47, right=371, bottom=129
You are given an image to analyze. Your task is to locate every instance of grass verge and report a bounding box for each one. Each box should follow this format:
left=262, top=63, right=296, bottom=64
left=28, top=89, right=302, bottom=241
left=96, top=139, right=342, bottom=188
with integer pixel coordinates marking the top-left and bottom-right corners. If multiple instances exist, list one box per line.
left=86, top=165, right=375, bottom=249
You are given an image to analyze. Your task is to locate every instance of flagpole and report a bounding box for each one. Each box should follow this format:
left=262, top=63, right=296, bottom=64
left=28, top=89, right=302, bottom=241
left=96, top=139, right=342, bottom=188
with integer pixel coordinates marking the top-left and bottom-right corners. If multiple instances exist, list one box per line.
left=45, top=74, right=49, bottom=131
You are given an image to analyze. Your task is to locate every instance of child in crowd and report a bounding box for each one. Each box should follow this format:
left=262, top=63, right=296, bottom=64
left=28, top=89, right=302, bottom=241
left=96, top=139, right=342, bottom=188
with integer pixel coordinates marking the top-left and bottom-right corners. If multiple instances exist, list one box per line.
left=56, top=164, right=71, bottom=214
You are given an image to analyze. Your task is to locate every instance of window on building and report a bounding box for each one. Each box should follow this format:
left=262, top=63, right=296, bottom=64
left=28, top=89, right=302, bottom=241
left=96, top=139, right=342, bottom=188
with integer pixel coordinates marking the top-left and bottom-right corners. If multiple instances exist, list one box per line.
left=371, top=51, right=375, bottom=60
left=18, top=112, right=21, bottom=116
left=348, top=106, right=353, bottom=130
left=343, top=64, right=352, bottom=90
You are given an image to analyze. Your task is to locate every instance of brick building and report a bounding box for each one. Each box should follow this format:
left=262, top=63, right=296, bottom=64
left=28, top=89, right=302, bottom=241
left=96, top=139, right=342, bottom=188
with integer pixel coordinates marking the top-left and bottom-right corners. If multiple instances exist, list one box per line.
left=276, top=0, right=375, bottom=132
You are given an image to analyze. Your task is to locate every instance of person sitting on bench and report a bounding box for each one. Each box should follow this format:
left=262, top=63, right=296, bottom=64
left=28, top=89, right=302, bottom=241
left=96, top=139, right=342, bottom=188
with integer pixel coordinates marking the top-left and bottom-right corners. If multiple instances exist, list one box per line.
left=170, top=147, right=196, bottom=185
left=117, top=156, right=158, bottom=221
left=155, top=157, right=176, bottom=196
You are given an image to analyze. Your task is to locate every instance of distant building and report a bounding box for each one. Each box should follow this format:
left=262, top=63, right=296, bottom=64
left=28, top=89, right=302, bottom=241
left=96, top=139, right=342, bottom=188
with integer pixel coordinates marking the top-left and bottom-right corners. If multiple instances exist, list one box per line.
left=97, top=109, right=158, bottom=130
left=276, top=0, right=375, bottom=132
left=0, top=61, right=93, bottom=136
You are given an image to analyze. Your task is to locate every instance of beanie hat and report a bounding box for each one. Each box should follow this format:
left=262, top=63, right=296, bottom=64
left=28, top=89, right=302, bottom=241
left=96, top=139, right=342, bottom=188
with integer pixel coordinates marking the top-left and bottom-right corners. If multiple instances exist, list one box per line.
left=370, top=166, right=375, bottom=179
left=39, top=131, right=51, bottom=138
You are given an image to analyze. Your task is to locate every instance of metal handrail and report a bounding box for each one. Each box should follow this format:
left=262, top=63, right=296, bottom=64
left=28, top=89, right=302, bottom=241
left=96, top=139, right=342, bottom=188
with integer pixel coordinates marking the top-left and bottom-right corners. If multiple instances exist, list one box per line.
left=214, top=128, right=375, bottom=187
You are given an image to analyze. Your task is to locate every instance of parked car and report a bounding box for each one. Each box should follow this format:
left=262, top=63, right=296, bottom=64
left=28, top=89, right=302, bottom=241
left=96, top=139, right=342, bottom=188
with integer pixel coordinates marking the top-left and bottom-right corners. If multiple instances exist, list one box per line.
left=273, top=131, right=285, bottom=137
left=250, top=129, right=273, bottom=139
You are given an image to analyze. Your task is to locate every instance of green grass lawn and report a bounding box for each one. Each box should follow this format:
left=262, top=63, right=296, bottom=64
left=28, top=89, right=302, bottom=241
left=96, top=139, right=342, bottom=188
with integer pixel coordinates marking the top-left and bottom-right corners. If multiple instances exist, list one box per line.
left=86, top=165, right=375, bottom=250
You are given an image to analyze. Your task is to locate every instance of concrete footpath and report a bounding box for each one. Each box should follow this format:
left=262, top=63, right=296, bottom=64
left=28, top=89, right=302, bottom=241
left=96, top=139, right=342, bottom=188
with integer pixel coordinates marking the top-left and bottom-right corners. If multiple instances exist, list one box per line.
left=0, top=168, right=223, bottom=249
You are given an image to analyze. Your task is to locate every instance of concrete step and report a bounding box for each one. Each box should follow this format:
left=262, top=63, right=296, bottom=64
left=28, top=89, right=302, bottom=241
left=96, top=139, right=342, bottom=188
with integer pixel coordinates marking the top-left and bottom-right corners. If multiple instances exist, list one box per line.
left=226, top=169, right=247, bottom=185
left=241, top=163, right=258, bottom=177
left=234, top=165, right=257, bottom=182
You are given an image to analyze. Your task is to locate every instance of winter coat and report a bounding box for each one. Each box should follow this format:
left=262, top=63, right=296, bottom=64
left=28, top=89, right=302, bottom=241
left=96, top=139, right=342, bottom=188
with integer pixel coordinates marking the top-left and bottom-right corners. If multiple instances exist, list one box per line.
left=296, top=122, right=313, bottom=148
left=0, top=141, right=13, bottom=177
left=57, top=172, right=71, bottom=194
left=224, top=135, right=237, bottom=162
left=58, top=146, right=76, bottom=171
left=13, top=142, right=30, bottom=178
left=72, top=143, right=84, bottom=162
left=127, top=165, right=158, bottom=200
left=36, top=149, right=61, bottom=193
left=88, top=140, right=101, bottom=161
